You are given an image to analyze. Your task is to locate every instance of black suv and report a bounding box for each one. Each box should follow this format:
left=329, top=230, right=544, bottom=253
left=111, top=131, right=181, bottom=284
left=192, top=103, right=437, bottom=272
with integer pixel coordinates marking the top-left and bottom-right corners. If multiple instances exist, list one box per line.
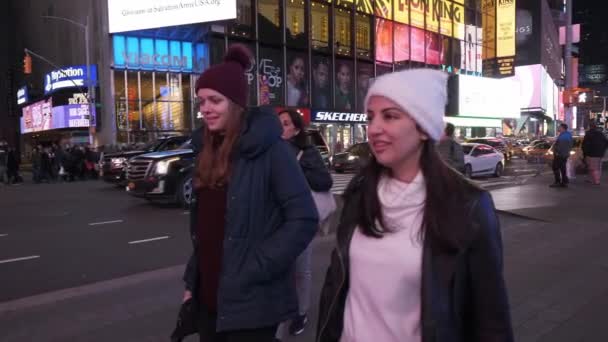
left=125, top=140, right=195, bottom=207
left=100, top=136, right=188, bottom=186
left=331, top=142, right=372, bottom=173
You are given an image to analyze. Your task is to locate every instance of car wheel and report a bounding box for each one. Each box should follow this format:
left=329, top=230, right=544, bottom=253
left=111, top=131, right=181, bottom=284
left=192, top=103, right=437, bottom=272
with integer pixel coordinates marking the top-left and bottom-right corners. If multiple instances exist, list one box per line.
left=494, top=162, right=503, bottom=178
left=176, top=174, right=193, bottom=208
left=464, top=164, right=473, bottom=179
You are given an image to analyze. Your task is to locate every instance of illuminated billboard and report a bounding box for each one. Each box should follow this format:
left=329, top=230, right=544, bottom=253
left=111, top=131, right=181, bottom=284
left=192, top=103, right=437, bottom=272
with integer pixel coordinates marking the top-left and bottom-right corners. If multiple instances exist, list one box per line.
left=108, top=0, right=237, bottom=33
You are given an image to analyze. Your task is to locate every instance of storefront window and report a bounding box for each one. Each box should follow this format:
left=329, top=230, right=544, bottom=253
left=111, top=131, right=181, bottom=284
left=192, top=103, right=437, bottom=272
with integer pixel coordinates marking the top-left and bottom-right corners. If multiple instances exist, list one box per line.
left=426, top=31, right=442, bottom=65
left=311, top=2, right=330, bottom=52
left=355, top=14, right=372, bottom=59
left=335, top=8, right=352, bottom=56
left=375, top=0, right=392, bottom=19
left=375, top=18, right=393, bottom=63
left=126, top=72, right=140, bottom=132
left=258, top=0, right=282, bottom=45
left=394, top=22, right=410, bottom=63
left=228, top=0, right=254, bottom=38
left=258, top=47, right=284, bottom=106
left=114, top=70, right=127, bottom=132
left=286, top=51, right=309, bottom=107
left=286, top=0, right=307, bottom=47
left=140, top=71, right=155, bottom=131
left=311, top=55, right=332, bottom=109
left=335, top=59, right=354, bottom=111
left=356, top=63, right=373, bottom=112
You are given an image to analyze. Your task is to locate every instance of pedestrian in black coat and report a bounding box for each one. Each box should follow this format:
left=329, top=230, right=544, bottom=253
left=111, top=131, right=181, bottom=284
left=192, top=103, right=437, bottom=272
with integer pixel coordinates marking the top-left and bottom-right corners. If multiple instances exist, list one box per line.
left=182, top=45, right=318, bottom=342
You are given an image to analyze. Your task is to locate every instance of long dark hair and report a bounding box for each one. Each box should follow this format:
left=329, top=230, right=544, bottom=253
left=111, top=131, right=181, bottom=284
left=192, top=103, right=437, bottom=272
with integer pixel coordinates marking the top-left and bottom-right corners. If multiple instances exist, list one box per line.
left=349, top=140, right=476, bottom=254
left=279, top=109, right=308, bottom=149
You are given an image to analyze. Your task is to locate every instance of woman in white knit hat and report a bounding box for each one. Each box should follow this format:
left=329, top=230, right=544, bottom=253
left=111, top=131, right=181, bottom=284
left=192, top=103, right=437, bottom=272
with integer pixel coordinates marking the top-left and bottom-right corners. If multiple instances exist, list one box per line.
left=316, top=69, right=513, bottom=342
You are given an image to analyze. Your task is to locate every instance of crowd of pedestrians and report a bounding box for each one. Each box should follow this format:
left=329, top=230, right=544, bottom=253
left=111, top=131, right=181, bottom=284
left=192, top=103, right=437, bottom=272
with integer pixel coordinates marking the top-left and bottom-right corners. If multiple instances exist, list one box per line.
left=30, top=144, right=100, bottom=183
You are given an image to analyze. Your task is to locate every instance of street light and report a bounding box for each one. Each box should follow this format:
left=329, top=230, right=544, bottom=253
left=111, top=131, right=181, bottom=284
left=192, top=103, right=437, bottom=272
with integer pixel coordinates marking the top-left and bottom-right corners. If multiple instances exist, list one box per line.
left=41, top=15, right=95, bottom=145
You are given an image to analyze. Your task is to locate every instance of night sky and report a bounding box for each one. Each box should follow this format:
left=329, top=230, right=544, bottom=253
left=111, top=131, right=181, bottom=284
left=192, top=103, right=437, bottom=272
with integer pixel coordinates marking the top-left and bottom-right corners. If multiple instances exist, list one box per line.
left=574, top=0, right=608, bottom=65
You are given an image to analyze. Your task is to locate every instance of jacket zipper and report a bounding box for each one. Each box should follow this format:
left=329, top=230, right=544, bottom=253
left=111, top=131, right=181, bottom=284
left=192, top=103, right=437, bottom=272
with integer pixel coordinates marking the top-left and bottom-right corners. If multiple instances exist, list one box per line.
left=317, top=225, right=355, bottom=342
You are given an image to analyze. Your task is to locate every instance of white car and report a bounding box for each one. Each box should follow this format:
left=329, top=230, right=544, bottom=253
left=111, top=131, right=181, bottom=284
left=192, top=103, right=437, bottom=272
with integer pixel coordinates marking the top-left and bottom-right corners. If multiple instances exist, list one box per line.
left=462, top=143, right=505, bottom=178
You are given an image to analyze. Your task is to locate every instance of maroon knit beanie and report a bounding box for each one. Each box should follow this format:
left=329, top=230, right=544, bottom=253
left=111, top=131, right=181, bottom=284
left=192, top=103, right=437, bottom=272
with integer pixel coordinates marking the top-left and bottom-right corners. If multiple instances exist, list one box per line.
left=195, top=44, right=252, bottom=108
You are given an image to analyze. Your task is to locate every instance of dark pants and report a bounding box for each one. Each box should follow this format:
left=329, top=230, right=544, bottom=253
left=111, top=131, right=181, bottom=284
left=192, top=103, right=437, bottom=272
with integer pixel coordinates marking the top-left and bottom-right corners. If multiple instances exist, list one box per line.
left=552, top=155, right=569, bottom=185
left=198, top=306, right=277, bottom=342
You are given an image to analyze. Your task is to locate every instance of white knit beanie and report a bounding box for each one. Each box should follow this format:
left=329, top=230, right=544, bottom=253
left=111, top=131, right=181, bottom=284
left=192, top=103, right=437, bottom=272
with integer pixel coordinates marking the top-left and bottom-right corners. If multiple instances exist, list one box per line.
left=364, top=69, right=448, bottom=142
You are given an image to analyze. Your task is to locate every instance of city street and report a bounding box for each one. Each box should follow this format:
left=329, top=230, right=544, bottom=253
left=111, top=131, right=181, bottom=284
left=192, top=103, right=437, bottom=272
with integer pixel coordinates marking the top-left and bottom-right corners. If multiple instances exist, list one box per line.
left=2, top=165, right=608, bottom=341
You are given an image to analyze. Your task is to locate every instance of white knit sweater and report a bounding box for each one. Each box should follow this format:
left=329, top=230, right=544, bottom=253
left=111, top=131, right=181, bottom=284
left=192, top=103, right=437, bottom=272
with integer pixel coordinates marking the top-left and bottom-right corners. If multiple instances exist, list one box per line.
left=341, top=172, right=426, bottom=342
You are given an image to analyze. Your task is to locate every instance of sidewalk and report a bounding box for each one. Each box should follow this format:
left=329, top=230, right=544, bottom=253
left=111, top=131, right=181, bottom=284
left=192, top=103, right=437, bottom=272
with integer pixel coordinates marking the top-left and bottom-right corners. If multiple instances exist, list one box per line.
left=1, top=173, right=608, bottom=341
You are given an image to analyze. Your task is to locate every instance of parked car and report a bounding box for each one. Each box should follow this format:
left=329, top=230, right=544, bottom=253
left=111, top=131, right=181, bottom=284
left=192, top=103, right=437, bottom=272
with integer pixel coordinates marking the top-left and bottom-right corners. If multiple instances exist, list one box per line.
left=100, top=136, right=189, bottom=187
left=125, top=140, right=195, bottom=207
left=462, top=143, right=505, bottom=178
left=331, top=142, right=372, bottom=173
left=466, top=137, right=514, bottom=161
left=306, top=129, right=331, bottom=168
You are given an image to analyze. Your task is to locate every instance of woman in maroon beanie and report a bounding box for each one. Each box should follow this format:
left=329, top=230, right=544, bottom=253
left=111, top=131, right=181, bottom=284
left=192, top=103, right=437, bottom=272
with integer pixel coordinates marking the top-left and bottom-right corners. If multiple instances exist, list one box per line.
left=181, top=44, right=319, bottom=342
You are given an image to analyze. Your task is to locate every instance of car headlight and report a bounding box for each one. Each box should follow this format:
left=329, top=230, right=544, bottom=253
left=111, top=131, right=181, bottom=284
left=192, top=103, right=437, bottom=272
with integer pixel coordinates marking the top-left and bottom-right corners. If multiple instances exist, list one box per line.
left=546, top=150, right=553, bottom=155
left=111, top=157, right=126, bottom=165
left=348, top=155, right=358, bottom=161
left=155, top=157, right=180, bottom=175
left=570, top=150, right=576, bottom=155
left=329, top=156, right=333, bottom=163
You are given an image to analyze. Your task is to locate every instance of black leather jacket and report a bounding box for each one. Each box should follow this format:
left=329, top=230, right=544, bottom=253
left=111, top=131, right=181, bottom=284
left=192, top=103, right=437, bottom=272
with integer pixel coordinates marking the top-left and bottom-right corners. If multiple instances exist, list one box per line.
left=316, top=175, right=513, bottom=342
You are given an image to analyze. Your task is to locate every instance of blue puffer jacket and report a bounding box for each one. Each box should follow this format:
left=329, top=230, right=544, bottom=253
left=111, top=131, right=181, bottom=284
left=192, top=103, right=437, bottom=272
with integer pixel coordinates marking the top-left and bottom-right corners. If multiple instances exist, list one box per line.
left=183, top=106, right=318, bottom=332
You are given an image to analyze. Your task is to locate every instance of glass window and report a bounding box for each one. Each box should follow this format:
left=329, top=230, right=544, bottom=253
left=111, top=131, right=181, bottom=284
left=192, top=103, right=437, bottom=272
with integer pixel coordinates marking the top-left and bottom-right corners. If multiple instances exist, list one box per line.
left=311, top=55, right=332, bottom=109
left=336, top=0, right=354, bottom=9
left=426, top=31, right=442, bottom=65
left=286, top=51, right=309, bottom=107
left=311, top=2, right=330, bottom=52
left=286, top=0, right=307, bottom=47
left=335, top=9, right=352, bottom=56
left=375, top=18, right=392, bottom=63
left=356, top=63, right=373, bottom=112
left=258, top=0, right=282, bottom=45
left=355, top=14, right=372, bottom=59
left=126, top=71, right=140, bottom=131
left=258, top=47, right=284, bottom=106
left=210, top=37, right=226, bottom=66
left=394, top=22, right=410, bottom=62
left=375, top=0, right=392, bottom=19
left=357, top=0, right=373, bottom=14
left=411, top=27, right=425, bottom=63
left=114, top=70, right=127, bottom=131
left=228, top=0, right=255, bottom=37
left=335, top=59, right=354, bottom=111
left=140, top=71, right=155, bottom=131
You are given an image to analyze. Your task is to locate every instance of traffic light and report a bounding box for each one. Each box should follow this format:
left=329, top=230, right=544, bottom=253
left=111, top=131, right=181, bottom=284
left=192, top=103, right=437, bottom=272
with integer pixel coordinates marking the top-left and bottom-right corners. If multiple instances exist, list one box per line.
left=23, top=53, right=32, bottom=74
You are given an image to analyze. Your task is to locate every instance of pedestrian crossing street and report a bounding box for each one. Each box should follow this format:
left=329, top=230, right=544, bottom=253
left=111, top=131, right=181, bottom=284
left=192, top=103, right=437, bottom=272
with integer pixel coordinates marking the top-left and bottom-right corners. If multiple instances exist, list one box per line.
left=330, top=173, right=530, bottom=195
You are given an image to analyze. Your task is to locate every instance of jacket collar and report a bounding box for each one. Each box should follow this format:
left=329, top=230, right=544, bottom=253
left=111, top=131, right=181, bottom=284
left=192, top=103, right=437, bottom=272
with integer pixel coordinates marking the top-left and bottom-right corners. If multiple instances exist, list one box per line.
left=238, top=106, right=282, bottom=159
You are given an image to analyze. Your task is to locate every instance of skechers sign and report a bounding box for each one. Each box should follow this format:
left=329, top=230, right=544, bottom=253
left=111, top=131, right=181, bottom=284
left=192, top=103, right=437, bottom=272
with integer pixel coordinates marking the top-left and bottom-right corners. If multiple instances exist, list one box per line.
left=43, top=65, right=98, bottom=95
left=312, top=111, right=368, bottom=123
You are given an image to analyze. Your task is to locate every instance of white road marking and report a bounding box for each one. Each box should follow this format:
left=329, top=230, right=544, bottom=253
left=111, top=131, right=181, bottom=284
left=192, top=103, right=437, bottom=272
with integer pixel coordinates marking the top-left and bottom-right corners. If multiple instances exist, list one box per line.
left=0, top=234, right=7, bottom=238
left=182, top=211, right=189, bottom=215
left=128, top=236, right=170, bottom=245
left=88, top=220, right=124, bottom=226
left=0, top=255, right=40, bottom=265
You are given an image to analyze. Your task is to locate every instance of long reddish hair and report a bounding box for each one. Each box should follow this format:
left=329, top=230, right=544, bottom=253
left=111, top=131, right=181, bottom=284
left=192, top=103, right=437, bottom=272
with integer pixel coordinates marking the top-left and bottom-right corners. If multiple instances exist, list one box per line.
left=194, top=102, right=245, bottom=189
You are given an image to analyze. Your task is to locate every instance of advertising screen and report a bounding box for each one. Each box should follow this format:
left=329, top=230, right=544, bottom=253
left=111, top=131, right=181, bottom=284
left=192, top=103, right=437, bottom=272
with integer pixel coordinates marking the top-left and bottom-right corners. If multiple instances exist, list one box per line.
left=44, top=65, right=98, bottom=95
left=394, top=23, right=410, bottom=62
left=426, top=31, right=442, bottom=65
left=458, top=75, right=520, bottom=119
left=108, top=0, right=237, bottom=33
left=375, top=19, right=394, bottom=63
left=335, top=60, right=354, bottom=111
left=513, top=64, right=558, bottom=113
left=312, top=55, right=331, bottom=109
left=286, top=52, right=309, bottom=107
left=496, top=0, right=516, bottom=58
left=21, top=99, right=96, bottom=134
left=411, top=27, right=425, bottom=63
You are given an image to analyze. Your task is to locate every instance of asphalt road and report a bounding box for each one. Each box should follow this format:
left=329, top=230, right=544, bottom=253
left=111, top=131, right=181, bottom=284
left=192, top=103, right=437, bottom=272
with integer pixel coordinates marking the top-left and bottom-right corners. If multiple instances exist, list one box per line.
left=0, top=180, right=192, bottom=302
